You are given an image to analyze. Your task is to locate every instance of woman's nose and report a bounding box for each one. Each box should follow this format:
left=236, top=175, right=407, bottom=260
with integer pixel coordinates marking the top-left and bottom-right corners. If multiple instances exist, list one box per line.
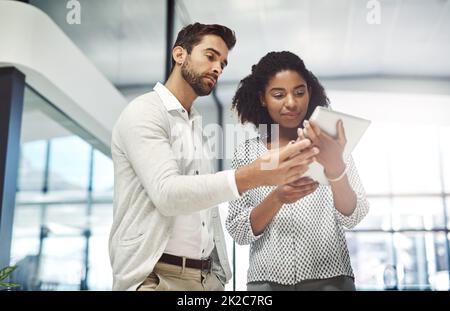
left=284, top=94, right=296, bottom=108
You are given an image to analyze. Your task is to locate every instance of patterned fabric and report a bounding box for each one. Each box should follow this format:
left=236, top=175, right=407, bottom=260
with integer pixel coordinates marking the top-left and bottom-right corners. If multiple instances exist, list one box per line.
left=226, top=136, right=370, bottom=285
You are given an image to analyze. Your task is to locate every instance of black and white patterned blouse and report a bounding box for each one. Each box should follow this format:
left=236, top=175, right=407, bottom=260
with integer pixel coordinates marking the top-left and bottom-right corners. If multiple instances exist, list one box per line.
left=226, top=136, right=370, bottom=285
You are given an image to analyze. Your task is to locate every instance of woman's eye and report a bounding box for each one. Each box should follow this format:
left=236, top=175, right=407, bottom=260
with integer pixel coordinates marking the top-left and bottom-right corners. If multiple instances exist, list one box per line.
left=295, top=91, right=305, bottom=96
left=273, top=94, right=283, bottom=99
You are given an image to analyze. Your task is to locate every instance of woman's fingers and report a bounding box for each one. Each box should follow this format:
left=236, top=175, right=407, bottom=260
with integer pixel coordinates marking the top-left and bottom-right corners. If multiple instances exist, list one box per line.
left=299, top=183, right=319, bottom=194
left=308, top=120, right=321, bottom=137
left=337, top=119, right=347, bottom=146
left=286, top=181, right=319, bottom=194
left=297, top=128, right=306, bottom=140
left=286, top=183, right=319, bottom=201
left=298, top=185, right=319, bottom=197
left=303, top=120, right=320, bottom=145
left=285, top=165, right=309, bottom=183
left=288, top=176, right=315, bottom=186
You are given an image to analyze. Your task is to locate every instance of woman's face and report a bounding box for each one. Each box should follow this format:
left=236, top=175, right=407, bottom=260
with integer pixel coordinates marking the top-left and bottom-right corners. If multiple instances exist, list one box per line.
left=262, top=70, right=310, bottom=130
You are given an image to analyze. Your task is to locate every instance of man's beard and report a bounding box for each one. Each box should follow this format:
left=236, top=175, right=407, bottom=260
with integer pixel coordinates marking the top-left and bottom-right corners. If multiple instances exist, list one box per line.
left=181, top=59, right=214, bottom=96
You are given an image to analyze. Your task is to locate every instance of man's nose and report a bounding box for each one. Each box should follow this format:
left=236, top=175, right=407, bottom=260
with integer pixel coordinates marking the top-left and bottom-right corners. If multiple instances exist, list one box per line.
left=212, top=62, right=222, bottom=75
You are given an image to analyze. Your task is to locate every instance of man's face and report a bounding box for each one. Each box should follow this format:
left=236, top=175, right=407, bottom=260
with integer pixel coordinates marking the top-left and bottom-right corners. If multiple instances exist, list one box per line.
left=181, top=34, right=229, bottom=96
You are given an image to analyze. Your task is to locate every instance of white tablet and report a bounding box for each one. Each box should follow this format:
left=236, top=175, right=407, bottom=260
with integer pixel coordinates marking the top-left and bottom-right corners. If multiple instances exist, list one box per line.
left=302, top=106, right=371, bottom=185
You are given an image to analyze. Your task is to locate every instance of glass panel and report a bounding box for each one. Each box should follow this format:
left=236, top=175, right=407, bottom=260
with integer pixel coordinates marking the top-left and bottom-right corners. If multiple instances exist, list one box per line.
left=447, top=196, right=450, bottom=229
left=38, top=236, right=85, bottom=290
left=11, top=86, right=113, bottom=290
left=441, top=126, right=450, bottom=193
left=357, top=197, right=391, bottom=230
left=10, top=205, right=41, bottom=264
left=352, top=123, right=391, bottom=194
left=392, top=197, right=445, bottom=230
left=17, top=141, right=47, bottom=192
left=428, top=233, right=449, bottom=290
left=92, top=149, right=113, bottom=198
left=41, top=204, right=87, bottom=290
left=390, top=124, right=441, bottom=194
left=346, top=232, right=394, bottom=290
left=46, top=204, right=87, bottom=229
left=87, top=204, right=113, bottom=290
left=394, top=232, right=449, bottom=290
left=48, top=136, right=90, bottom=193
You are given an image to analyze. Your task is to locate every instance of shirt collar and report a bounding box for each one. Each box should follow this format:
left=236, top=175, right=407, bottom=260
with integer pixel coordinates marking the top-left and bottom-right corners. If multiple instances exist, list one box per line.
left=153, top=82, right=184, bottom=112
left=153, top=82, right=201, bottom=120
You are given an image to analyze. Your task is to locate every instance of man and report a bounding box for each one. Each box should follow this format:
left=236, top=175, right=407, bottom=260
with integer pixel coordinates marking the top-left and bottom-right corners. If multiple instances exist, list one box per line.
left=109, top=23, right=317, bottom=291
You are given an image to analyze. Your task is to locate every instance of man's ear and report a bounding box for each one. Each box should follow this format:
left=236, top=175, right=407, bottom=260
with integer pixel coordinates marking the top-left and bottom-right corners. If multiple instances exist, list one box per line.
left=172, top=46, right=186, bottom=66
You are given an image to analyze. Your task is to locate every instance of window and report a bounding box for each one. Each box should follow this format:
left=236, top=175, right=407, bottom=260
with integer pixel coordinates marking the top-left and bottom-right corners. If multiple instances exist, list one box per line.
left=11, top=87, right=113, bottom=290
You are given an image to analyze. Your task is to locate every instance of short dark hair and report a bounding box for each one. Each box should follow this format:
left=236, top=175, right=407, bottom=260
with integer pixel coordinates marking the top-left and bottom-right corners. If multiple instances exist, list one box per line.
left=171, top=22, right=236, bottom=69
left=232, top=51, right=329, bottom=134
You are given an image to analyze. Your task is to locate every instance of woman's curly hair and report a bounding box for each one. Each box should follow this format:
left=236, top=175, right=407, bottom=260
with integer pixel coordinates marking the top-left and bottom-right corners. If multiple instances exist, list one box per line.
left=232, top=51, right=329, bottom=133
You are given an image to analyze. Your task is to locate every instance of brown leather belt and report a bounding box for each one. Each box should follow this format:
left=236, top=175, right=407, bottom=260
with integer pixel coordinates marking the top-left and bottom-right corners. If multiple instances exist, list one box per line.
left=159, top=253, right=211, bottom=271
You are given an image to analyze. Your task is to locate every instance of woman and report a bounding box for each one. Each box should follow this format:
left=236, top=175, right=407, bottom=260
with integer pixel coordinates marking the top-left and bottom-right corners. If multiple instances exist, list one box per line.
left=226, top=51, right=369, bottom=291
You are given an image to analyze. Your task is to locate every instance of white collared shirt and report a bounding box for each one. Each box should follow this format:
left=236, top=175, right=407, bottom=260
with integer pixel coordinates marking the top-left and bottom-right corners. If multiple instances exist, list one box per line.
left=154, top=82, right=215, bottom=259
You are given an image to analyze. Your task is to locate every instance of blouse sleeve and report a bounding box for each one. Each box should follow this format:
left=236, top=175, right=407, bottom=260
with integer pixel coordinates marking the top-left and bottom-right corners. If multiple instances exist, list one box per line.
left=333, top=155, right=370, bottom=229
left=225, top=140, right=265, bottom=245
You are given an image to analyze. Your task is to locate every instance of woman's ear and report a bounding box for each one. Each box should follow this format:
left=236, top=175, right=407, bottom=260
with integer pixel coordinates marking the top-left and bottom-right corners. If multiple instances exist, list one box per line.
left=172, top=46, right=186, bottom=66
left=260, top=93, right=266, bottom=107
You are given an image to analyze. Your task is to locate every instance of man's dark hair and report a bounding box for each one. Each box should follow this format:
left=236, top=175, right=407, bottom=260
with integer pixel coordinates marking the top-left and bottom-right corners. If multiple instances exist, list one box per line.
left=171, top=22, right=236, bottom=69
left=232, top=51, right=329, bottom=139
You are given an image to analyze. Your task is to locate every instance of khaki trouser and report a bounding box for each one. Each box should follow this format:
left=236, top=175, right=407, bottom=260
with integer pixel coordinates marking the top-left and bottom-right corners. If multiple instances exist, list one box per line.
left=137, top=261, right=225, bottom=291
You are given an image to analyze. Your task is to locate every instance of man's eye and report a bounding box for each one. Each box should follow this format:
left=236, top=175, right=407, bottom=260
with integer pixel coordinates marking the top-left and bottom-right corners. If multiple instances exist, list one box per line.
left=206, top=54, right=214, bottom=60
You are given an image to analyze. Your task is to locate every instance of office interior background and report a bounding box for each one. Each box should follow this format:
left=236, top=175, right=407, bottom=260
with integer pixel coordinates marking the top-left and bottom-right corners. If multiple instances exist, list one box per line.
left=1, top=0, right=450, bottom=291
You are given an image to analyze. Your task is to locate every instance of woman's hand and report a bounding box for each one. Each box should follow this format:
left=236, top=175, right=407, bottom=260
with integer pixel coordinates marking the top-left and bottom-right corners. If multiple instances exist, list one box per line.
left=273, top=177, right=319, bottom=204
left=299, top=119, right=347, bottom=179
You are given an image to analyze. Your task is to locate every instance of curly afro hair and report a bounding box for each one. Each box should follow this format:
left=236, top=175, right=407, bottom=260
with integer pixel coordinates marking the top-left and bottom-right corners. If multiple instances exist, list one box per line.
left=232, top=51, right=329, bottom=135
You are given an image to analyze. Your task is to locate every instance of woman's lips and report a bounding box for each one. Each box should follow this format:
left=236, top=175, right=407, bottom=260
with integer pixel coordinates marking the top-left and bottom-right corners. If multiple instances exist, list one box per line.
left=282, top=112, right=301, bottom=119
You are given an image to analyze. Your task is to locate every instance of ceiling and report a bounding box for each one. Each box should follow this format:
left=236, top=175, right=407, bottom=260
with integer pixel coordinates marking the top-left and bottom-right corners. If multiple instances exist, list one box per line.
left=28, top=0, right=450, bottom=89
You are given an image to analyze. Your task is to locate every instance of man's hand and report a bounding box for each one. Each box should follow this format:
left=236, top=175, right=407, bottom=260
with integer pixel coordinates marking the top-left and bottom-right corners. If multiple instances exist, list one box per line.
left=235, top=139, right=319, bottom=194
